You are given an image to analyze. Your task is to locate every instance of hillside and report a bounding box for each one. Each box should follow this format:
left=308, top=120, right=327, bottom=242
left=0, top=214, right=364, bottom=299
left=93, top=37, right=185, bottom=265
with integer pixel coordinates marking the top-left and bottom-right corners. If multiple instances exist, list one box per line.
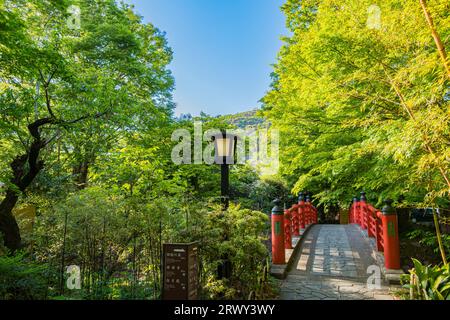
left=220, top=109, right=266, bottom=130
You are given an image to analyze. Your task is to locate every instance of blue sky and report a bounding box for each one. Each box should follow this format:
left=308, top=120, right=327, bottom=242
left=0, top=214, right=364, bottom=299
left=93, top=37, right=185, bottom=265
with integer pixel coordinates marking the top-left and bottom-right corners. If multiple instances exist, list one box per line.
left=125, top=0, right=287, bottom=117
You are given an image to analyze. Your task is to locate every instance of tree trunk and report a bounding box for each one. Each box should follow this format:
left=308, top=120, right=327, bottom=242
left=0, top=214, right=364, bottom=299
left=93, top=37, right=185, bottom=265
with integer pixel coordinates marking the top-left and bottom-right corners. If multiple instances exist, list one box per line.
left=73, top=160, right=89, bottom=190
left=0, top=189, right=22, bottom=251
left=0, top=118, right=53, bottom=251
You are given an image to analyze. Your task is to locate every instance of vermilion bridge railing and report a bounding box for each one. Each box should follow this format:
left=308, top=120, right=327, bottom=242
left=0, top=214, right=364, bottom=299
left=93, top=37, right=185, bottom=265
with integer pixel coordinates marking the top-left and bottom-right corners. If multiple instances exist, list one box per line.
left=271, top=191, right=401, bottom=272
left=350, top=194, right=384, bottom=252
left=349, top=192, right=401, bottom=270
left=271, top=192, right=318, bottom=265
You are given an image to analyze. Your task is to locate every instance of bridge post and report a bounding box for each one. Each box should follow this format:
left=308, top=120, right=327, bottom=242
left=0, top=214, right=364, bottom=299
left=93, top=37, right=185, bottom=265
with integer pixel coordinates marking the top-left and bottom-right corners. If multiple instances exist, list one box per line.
left=271, top=199, right=285, bottom=265
left=284, top=208, right=293, bottom=249
left=298, top=192, right=306, bottom=230
left=381, top=199, right=401, bottom=270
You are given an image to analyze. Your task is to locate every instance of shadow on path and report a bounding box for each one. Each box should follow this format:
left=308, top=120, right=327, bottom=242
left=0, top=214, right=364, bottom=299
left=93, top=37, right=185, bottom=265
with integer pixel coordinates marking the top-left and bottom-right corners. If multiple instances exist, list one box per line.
left=279, top=224, right=396, bottom=300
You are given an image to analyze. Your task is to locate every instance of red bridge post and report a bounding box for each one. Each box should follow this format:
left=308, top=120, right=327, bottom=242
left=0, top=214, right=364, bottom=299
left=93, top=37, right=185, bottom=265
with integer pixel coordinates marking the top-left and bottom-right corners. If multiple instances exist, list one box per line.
left=381, top=199, right=401, bottom=270
left=271, top=199, right=285, bottom=265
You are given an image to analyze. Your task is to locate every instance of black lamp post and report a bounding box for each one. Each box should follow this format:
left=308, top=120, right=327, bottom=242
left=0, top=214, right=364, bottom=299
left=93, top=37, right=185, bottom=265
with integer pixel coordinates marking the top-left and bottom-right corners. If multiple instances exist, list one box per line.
left=213, top=131, right=238, bottom=210
left=212, top=130, right=237, bottom=280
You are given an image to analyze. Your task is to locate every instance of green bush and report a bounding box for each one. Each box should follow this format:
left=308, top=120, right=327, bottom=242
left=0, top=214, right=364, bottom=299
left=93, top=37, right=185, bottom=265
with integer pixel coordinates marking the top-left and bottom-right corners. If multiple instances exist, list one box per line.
left=190, top=204, right=275, bottom=299
left=406, top=229, right=450, bottom=256
left=0, top=252, right=49, bottom=300
left=403, top=259, right=450, bottom=300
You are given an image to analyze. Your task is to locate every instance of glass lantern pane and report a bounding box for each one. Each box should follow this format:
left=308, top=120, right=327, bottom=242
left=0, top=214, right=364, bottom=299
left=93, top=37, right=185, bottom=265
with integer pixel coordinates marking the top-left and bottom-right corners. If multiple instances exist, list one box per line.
left=216, top=137, right=232, bottom=157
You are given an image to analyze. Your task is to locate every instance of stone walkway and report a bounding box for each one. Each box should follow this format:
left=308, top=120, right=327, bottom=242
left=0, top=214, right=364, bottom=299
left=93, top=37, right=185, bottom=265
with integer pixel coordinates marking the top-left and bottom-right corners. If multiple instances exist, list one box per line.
left=279, top=224, right=396, bottom=300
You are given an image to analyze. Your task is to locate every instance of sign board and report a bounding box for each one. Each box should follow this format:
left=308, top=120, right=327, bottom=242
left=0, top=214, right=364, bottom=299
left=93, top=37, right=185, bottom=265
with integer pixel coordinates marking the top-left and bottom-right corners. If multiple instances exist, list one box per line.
left=162, top=242, right=198, bottom=300
left=387, top=221, right=396, bottom=237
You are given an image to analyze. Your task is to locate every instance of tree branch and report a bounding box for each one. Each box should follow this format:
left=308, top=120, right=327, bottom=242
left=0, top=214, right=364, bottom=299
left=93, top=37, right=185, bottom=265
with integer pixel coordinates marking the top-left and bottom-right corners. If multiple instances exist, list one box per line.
left=39, top=69, right=58, bottom=118
left=419, top=0, right=450, bottom=79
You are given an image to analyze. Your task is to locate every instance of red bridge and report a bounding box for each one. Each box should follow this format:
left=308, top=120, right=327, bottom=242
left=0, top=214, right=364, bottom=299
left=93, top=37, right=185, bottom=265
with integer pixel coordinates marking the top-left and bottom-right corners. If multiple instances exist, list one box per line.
left=270, top=192, right=403, bottom=300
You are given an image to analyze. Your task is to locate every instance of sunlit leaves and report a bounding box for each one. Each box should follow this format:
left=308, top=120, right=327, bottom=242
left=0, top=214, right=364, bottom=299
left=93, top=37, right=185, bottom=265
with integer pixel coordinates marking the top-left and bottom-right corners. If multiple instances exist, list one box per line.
left=263, top=0, right=449, bottom=207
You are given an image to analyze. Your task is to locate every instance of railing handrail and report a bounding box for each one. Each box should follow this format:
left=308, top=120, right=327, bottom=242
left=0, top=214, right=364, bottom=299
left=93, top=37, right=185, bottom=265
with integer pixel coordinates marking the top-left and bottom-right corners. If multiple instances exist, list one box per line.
left=349, top=194, right=400, bottom=270
left=271, top=193, right=319, bottom=265
left=272, top=192, right=400, bottom=271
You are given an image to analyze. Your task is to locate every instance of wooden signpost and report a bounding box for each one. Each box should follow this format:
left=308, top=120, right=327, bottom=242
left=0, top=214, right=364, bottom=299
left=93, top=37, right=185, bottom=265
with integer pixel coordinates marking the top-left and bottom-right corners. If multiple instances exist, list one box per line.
left=162, top=242, right=199, bottom=300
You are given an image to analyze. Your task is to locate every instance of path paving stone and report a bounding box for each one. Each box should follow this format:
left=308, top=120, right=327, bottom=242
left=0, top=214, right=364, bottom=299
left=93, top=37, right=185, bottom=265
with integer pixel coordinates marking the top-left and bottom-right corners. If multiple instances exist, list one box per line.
left=280, top=224, right=397, bottom=300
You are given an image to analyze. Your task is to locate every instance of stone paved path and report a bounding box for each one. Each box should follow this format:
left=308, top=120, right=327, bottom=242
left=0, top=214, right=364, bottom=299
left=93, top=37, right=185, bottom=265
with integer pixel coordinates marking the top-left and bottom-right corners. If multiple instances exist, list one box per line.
left=279, top=224, right=396, bottom=300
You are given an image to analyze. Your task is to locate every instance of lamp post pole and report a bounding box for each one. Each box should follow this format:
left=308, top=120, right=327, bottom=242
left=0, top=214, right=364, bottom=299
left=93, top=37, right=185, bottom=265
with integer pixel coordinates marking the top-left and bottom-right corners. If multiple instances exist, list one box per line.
left=214, top=130, right=236, bottom=280
left=218, top=166, right=231, bottom=279
left=221, top=161, right=229, bottom=210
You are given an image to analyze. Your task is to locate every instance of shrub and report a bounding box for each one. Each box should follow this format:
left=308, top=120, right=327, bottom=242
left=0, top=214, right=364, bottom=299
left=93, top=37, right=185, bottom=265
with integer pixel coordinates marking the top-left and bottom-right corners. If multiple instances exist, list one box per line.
left=0, top=252, right=49, bottom=300
left=403, top=259, right=450, bottom=300
left=406, top=229, right=450, bottom=256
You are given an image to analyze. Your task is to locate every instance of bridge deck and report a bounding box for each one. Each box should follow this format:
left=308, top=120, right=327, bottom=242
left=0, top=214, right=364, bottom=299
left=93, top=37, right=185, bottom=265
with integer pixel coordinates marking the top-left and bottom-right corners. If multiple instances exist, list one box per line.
left=280, top=224, right=396, bottom=300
